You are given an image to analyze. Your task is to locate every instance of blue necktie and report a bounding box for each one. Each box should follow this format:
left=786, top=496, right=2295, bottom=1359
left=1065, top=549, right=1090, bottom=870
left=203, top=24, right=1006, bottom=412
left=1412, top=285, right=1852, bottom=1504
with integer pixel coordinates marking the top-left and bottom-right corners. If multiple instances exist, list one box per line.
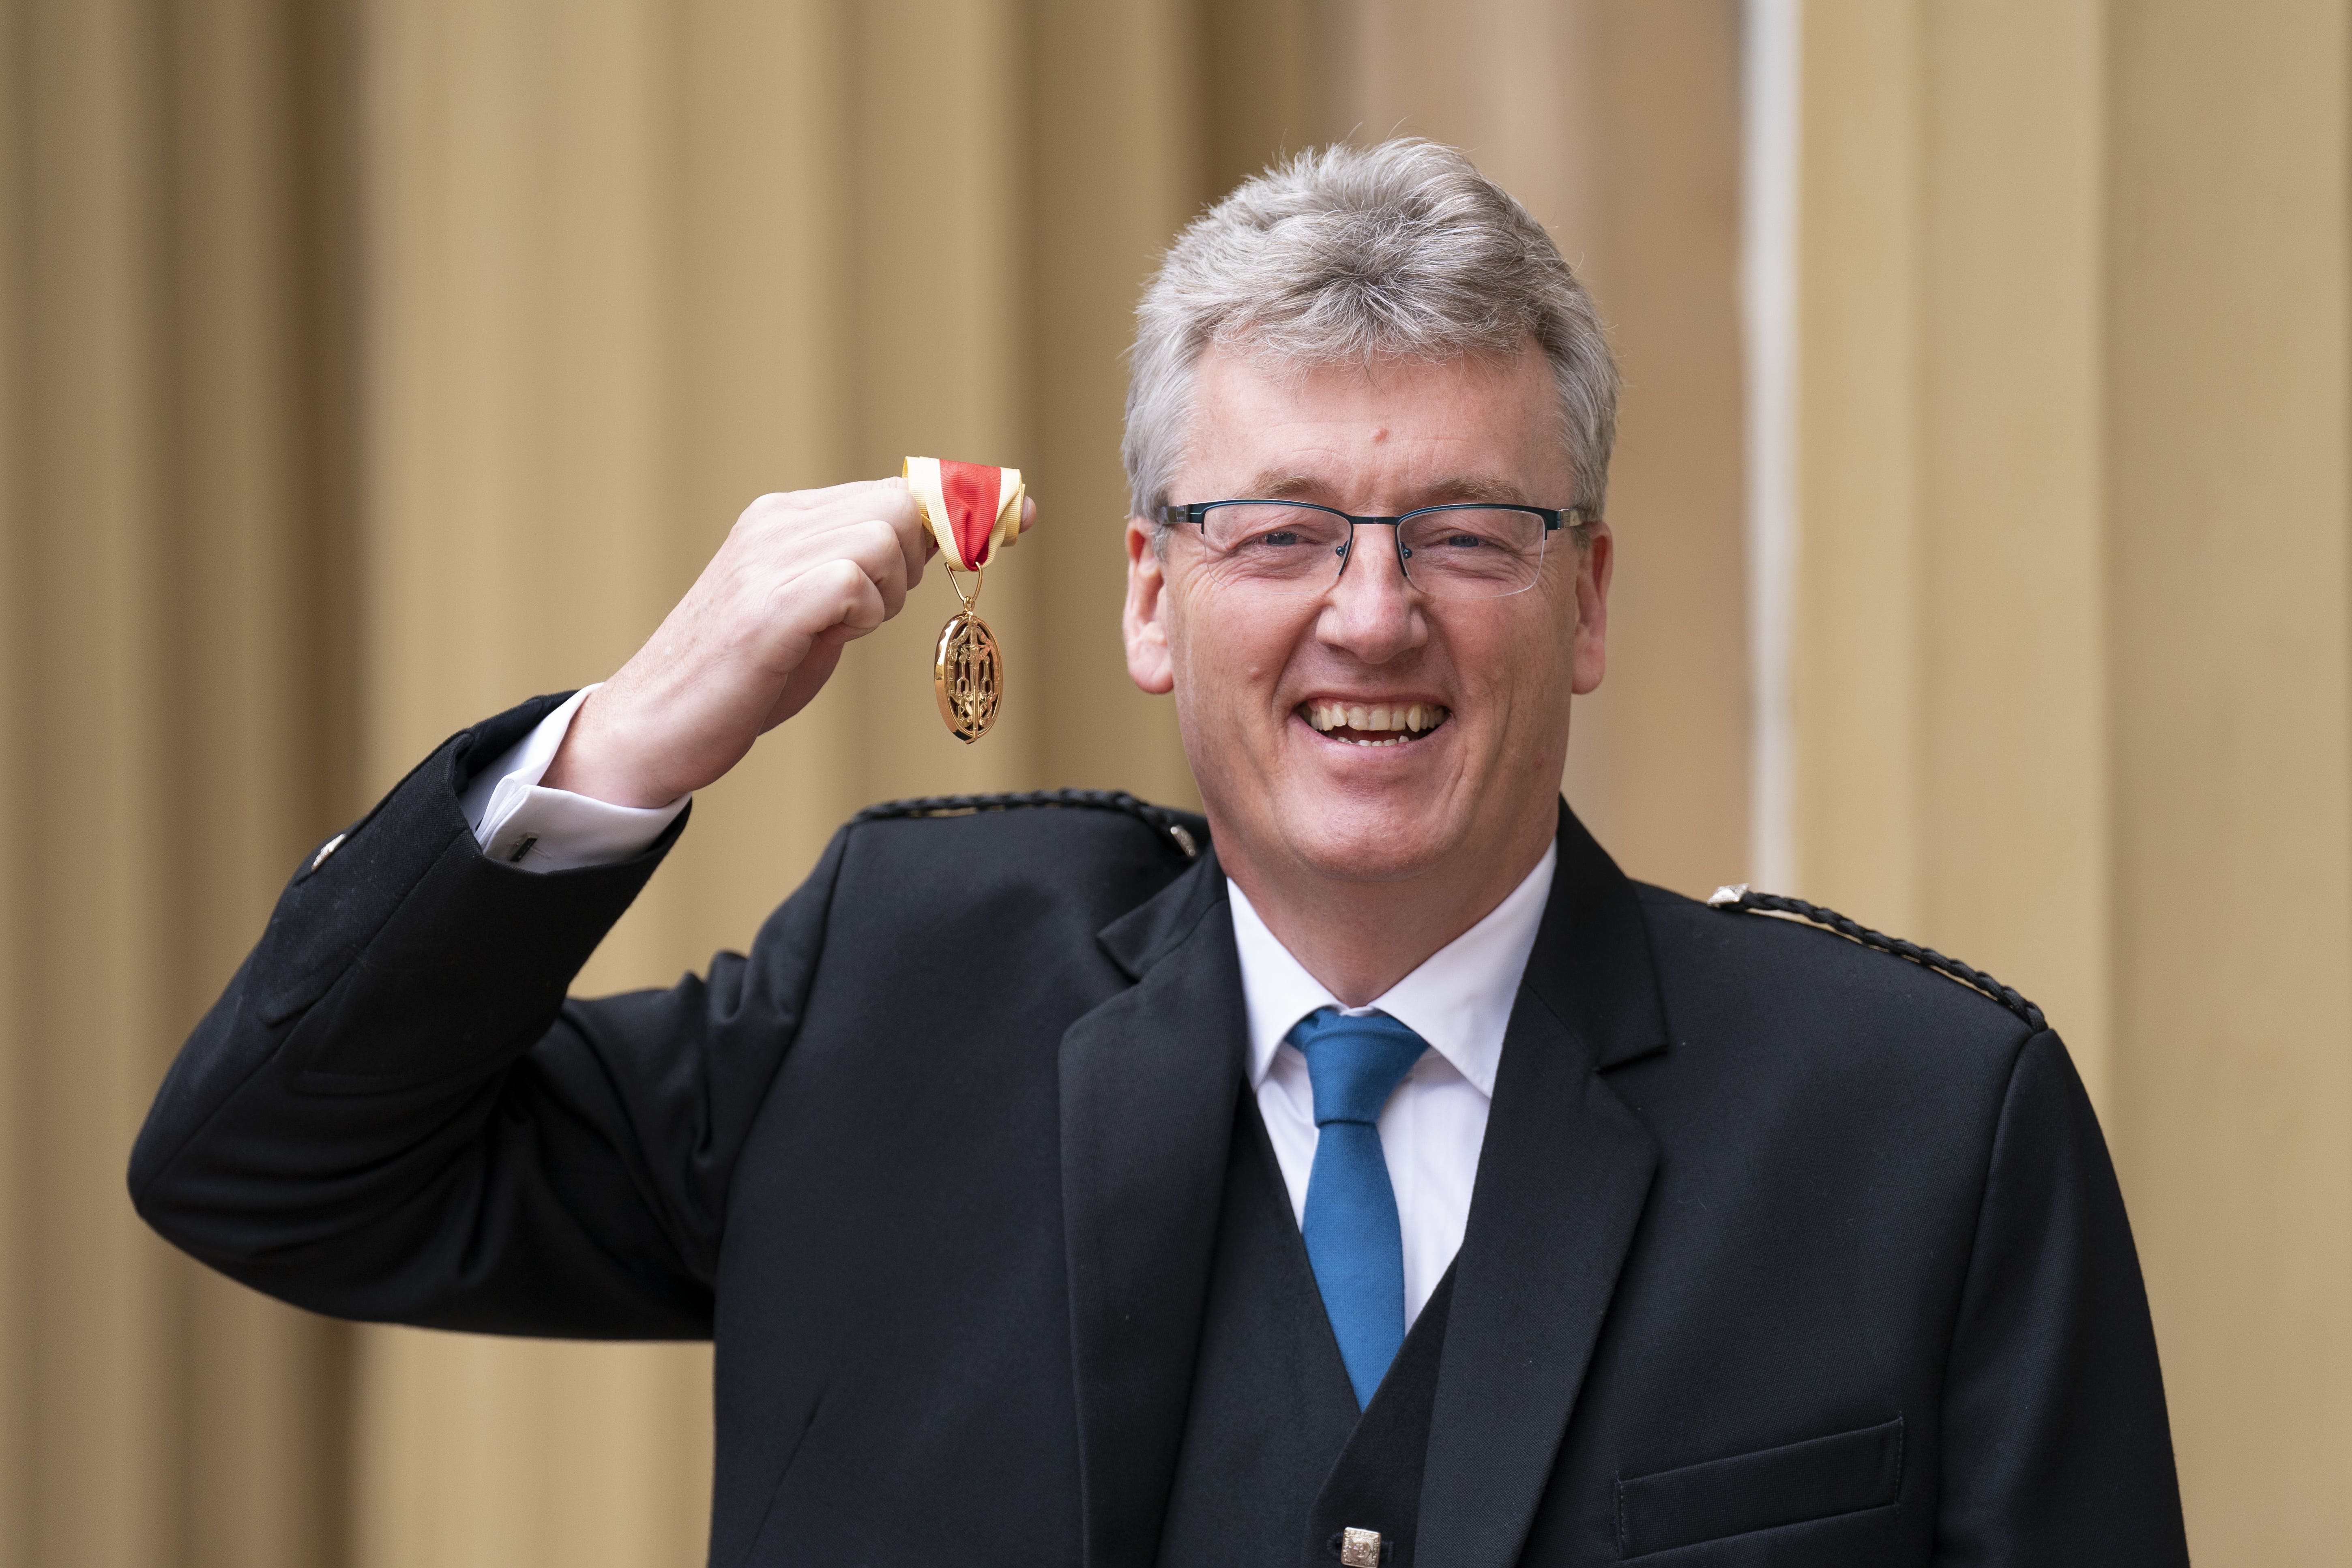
left=1289, top=1006, right=1429, bottom=1407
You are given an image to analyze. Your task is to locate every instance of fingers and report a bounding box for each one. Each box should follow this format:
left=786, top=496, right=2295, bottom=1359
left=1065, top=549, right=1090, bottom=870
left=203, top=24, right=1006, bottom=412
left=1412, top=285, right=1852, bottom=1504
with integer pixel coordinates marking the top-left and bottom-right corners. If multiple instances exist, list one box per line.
left=890, top=488, right=936, bottom=583
left=757, top=475, right=909, bottom=511
left=846, top=515, right=914, bottom=621
left=752, top=488, right=923, bottom=598
left=803, top=473, right=1032, bottom=558
left=813, top=555, right=891, bottom=639
left=745, top=472, right=1027, bottom=645
left=845, top=476, right=934, bottom=581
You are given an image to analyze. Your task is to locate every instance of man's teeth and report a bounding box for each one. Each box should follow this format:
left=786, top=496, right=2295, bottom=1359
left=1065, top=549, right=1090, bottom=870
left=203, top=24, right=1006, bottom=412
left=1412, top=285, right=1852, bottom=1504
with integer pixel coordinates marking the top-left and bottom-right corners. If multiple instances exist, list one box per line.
left=1304, top=701, right=1450, bottom=743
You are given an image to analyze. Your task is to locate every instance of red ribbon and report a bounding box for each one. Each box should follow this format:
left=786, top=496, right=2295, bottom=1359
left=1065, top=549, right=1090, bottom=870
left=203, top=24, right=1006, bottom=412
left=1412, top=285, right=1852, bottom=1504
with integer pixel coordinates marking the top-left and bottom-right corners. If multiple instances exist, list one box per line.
left=938, top=461, right=1004, bottom=571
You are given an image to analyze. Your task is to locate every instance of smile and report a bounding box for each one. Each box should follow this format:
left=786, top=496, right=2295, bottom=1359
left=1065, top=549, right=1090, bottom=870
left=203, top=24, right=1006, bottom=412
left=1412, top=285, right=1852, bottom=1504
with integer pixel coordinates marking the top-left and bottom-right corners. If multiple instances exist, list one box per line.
left=1301, top=701, right=1451, bottom=746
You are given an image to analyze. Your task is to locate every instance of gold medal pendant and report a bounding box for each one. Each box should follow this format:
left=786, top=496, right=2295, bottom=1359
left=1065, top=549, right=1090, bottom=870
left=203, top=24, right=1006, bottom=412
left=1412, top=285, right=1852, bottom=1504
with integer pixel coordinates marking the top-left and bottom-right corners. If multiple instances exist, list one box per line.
left=905, top=457, right=1024, bottom=745
left=933, top=570, right=1002, bottom=743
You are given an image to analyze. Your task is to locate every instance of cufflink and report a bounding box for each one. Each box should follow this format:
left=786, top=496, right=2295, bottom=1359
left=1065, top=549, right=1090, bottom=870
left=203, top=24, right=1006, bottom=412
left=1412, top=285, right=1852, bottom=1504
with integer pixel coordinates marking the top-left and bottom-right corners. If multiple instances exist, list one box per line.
left=1337, top=1526, right=1384, bottom=1567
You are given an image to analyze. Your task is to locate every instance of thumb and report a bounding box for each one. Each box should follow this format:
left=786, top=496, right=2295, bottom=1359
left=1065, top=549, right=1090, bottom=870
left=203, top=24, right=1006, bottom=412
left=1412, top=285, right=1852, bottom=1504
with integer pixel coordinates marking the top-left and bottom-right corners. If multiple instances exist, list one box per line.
left=764, top=631, right=852, bottom=732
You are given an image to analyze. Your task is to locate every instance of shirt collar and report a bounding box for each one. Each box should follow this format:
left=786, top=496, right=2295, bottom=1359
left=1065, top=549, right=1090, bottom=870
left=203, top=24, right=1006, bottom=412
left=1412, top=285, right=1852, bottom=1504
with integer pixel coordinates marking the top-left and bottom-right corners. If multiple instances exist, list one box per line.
left=1228, top=840, right=1558, bottom=1099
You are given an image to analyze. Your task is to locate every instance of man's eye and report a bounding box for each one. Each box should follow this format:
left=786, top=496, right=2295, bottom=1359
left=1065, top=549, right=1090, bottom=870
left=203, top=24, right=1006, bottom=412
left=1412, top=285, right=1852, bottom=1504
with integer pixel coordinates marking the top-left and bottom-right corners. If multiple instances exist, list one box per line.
left=1247, top=530, right=1305, bottom=548
left=1438, top=532, right=1489, bottom=549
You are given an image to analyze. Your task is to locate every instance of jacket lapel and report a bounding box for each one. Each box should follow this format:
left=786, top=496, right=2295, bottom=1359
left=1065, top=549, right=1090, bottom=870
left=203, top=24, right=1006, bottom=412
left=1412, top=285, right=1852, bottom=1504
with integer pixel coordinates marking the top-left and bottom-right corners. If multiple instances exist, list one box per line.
left=1416, top=803, right=1669, bottom=1568
left=1062, top=847, right=1247, bottom=1568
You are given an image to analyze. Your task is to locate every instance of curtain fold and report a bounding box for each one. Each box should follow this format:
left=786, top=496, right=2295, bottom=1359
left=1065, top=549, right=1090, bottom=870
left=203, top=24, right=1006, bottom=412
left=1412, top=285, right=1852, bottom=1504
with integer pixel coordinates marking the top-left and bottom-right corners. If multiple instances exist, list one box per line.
left=0, top=1, right=360, bottom=1565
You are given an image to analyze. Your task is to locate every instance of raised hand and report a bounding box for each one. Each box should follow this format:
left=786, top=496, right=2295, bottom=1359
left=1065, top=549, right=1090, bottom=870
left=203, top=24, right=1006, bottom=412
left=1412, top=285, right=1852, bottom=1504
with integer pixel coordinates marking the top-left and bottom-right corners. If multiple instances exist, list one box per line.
left=542, top=477, right=1033, bottom=808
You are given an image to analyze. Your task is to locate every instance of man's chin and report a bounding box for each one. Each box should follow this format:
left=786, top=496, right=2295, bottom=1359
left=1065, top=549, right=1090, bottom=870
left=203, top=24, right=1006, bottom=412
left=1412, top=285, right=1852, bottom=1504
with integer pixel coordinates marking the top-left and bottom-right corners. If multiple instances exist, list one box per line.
left=1276, top=804, right=1464, bottom=886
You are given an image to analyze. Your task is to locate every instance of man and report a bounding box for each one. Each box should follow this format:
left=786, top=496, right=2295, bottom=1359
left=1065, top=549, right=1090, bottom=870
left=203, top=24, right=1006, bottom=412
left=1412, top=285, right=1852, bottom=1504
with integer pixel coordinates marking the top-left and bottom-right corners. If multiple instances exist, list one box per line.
left=132, top=141, right=2187, bottom=1565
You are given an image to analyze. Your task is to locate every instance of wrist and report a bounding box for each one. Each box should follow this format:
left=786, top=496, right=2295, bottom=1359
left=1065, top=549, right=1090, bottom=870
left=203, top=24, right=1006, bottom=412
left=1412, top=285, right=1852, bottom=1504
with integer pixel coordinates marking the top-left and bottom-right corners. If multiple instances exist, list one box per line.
left=541, top=691, right=678, bottom=808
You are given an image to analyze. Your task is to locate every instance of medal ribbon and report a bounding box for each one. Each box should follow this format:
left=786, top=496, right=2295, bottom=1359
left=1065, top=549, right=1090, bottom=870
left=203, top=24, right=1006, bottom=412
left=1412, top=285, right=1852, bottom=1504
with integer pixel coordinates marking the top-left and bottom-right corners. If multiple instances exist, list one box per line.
left=904, top=457, right=1024, bottom=573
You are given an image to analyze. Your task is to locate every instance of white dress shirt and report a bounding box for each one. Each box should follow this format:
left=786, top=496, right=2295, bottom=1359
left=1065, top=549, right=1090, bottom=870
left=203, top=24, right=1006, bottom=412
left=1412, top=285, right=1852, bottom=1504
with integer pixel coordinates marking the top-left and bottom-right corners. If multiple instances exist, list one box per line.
left=1228, top=849, right=1554, bottom=1326
left=459, top=686, right=690, bottom=871
left=467, top=696, right=1556, bottom=1327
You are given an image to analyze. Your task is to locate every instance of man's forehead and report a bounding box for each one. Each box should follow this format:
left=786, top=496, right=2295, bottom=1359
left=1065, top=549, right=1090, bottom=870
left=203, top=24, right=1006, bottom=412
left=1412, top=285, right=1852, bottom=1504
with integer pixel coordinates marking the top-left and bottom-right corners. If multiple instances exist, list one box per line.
left=1188, top=344, right=1561, bottom=449
left=1236, top=469, right=1547, bottom=506
left=1180, top=350, right=1570, bottom=503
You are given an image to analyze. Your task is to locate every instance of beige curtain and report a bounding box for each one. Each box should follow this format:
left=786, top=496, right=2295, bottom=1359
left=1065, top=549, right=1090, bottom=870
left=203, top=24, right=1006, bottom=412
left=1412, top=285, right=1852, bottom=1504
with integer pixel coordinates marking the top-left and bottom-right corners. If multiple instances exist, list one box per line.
left=0, top=0, right=358, bottom=1564
left=1, top=2, right=2343, bottom=1564
left=1793, top=4, right=2352, bottom=1556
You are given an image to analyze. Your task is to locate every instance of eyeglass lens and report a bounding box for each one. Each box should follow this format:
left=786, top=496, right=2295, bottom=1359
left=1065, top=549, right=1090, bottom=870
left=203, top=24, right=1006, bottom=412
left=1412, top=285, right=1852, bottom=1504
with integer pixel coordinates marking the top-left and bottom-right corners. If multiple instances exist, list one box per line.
left=1197, top=503, right=1548, bottom=600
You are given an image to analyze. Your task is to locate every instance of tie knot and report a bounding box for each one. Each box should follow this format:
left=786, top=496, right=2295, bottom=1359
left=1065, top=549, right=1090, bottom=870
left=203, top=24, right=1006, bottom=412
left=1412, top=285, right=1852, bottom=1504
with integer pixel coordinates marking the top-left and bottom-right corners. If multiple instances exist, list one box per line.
left=1288, top=1008, right=1429, bottom=1127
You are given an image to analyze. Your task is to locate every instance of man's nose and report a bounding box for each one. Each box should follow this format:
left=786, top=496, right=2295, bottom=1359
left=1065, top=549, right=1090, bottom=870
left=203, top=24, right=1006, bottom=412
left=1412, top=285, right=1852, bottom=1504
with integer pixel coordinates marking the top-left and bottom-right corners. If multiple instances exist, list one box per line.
left=1318, top=525, right=1425, bottom=661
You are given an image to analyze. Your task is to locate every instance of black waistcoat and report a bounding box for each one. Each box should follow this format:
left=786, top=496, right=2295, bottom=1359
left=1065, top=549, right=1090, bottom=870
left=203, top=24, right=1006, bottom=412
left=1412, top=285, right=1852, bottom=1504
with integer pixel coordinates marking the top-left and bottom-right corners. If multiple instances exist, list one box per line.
left=1156, top=1096, right=1455, bottom=1568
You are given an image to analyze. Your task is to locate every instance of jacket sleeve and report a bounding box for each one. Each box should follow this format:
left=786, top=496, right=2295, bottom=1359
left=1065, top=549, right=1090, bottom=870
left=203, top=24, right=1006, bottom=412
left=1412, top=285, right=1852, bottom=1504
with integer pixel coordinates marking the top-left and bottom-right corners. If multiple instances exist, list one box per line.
left=127, top=695, right=846, bottom=1339
left=1933, top=1028, right=2189, bottom=1564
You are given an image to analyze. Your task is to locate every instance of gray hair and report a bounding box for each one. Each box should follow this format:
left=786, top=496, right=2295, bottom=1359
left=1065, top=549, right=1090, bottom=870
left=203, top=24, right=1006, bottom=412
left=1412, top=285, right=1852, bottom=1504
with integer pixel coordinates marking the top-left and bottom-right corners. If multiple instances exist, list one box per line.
left=1122, top=139, right=1618, bottom=526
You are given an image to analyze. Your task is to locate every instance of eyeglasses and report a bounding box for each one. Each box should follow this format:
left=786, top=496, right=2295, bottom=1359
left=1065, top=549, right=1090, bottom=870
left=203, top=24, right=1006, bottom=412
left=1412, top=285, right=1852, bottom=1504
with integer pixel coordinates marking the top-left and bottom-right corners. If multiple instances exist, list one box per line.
left=1161, top=500, right=1586, bottom=601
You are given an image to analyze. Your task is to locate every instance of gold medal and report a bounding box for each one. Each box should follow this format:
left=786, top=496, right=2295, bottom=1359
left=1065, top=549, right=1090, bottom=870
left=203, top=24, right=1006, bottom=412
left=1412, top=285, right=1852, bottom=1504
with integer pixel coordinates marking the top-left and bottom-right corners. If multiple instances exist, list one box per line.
left=904, top=457, right=1024, bottom=744
left=933, top=591, right=1003, bottom=743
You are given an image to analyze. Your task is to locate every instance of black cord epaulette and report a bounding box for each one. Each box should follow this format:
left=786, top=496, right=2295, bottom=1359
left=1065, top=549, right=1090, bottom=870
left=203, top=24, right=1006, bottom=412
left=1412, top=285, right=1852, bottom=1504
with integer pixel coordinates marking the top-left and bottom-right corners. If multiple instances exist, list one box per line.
left=1705, top=884, right=2047, bottom=1033
left=850, top=788, right=1203, bottom=861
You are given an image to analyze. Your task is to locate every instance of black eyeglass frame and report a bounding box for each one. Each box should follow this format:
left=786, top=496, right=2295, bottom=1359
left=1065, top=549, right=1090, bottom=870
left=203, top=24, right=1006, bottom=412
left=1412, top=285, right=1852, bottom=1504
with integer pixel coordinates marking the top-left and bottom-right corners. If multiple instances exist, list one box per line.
left=1159, top=499, right=1594, bottom=594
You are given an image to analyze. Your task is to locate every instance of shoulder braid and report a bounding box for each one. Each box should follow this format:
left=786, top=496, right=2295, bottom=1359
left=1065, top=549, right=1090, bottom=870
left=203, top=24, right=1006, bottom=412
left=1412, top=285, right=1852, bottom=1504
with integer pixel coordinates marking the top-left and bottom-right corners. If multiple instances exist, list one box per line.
left=1705, top=884, right=2047, bottom=1033
left=851, top=788, right=1203, bottom=862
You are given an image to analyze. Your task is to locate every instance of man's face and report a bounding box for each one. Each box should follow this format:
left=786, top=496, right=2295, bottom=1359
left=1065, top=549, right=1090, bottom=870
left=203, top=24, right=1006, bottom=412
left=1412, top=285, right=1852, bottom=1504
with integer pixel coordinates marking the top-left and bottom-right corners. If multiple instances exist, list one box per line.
left=1124, top=343, right=1612, bottom=889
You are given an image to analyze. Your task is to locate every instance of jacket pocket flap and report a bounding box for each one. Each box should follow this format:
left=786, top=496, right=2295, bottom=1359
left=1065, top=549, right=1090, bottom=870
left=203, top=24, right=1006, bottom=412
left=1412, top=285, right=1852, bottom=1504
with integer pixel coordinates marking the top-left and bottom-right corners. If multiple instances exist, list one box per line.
left=1616, top=1415, right=1903, bottom=1557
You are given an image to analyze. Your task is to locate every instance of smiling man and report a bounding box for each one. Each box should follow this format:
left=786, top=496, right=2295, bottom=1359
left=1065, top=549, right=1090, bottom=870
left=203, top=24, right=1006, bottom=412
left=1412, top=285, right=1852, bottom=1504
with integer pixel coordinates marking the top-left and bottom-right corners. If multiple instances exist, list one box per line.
left=1128, top=343, right=1601, bottom=1011
left=131, top=142, right=2185, bottom=1566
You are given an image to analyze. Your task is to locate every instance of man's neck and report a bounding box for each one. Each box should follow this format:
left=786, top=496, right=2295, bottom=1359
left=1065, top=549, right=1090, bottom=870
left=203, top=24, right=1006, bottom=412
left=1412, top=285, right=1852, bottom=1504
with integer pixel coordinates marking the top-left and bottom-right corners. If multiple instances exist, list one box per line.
left=1217, top=813, right=1558, bottom=1007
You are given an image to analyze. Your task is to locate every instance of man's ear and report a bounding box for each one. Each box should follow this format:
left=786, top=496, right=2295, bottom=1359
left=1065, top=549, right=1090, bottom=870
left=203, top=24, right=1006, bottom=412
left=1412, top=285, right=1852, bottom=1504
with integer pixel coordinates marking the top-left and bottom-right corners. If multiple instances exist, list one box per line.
left=1123, top=519, right=1176, bottom=695
left=1570, top=522, right=1613, bottom=697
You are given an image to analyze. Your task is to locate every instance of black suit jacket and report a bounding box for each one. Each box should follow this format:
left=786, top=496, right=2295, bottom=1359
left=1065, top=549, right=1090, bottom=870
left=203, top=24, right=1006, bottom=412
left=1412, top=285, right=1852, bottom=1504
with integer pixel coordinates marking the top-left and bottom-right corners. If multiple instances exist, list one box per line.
left=131, top=694, right=2187, bottom=1565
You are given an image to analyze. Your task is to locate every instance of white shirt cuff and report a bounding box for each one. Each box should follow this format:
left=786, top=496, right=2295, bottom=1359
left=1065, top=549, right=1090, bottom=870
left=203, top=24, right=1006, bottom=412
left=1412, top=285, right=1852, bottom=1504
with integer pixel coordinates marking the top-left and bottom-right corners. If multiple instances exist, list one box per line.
left=459, top=685, right=691, bottom=873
